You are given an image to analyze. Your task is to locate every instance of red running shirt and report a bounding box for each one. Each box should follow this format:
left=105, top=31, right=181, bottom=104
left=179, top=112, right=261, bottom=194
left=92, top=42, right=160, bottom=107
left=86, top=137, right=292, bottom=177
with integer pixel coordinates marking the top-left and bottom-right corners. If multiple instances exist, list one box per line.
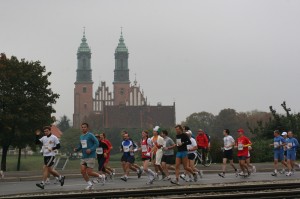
left=141, top=138, right=151, bottom=159
left=236, top=136, right=251, bottom=157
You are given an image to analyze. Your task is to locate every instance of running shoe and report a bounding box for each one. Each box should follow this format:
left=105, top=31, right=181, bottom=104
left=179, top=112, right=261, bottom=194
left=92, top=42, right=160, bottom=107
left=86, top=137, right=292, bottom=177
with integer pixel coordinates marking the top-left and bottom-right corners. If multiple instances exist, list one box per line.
left=85, top=184, right=94, bottom=190
left=193, top=173, right=198, bottom=182
left=45, top=178, right=51, bottom=185
left=154, top=173, right=159, bottom=181
left=137, top=168, right=142, bottom=178
left=54, top=177, right=59, bottom=184
left=286, top=172, right=292, bottom=176
left=218, top=173, right=225, bottom=178
left=120, top=176, right=128, bottom=182
left=279, top=169, right=285, bottom=174
left=170, top=179, right=180, bottom=185
left=112, top=169, right=116, bottom=175
left=36, top=183, right=45, bottom=189
left=271, top=172, right=278, bottom=176
left=252, top=166, right=256, bottom=173
left=59, top=176, right=65, bottom=186
left=146, top=176, right=154, bottom=185
left=185, top=178, right=193, bottom=182
left=198, top=170, right=203, bottom=178
left=162, top=176, right=171, bottom=181
left=235, top=170, right=239, bottom=177
left=180, top=174, right=186, bottom=181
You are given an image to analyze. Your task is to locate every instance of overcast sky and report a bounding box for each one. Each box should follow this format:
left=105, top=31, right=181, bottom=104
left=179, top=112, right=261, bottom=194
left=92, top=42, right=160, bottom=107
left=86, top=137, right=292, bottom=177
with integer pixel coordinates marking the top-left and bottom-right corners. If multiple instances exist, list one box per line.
left=1, top=0, right=300, bottom=123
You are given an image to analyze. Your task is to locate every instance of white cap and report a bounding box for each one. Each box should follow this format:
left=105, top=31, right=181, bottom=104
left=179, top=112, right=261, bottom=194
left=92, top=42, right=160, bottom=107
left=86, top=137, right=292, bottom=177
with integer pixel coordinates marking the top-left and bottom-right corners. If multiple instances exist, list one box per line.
left=153, top=126, right=160, bottom=132
left=282, top=132, right=287, bottom=136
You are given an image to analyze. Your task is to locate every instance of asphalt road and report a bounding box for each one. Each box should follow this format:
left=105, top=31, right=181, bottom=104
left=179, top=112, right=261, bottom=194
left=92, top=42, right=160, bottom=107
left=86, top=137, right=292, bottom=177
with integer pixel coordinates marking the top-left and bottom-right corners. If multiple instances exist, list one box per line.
left=1, top=171, right=300, bottom=198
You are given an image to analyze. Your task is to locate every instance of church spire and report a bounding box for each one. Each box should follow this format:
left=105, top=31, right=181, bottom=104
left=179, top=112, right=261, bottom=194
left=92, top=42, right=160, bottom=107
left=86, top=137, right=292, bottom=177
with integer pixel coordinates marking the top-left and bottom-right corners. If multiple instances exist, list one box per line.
left=115, top=27, right=128, bottom=53
left=78, top=27, right=91, bottom=53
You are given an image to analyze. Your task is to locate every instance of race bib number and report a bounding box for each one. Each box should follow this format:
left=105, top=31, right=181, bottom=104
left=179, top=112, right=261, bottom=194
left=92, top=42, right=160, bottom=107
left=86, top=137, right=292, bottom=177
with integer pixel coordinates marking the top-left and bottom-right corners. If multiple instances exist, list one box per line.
left=141, top=145, right=147, bottom=152
left=123, top=146, right=130, bottom=152
left=238, top=143, right=243, bottom=151
left=96, top=147, right=103, bottom=154
left=81, top=140, right=87, bottom=149
left=176, top=139, right=182, bottom=146
left=274, top=142, right=279, bottom=148
left=163, top=141, right=167, bottom=148
left=287, top=143, right=292, bottom=149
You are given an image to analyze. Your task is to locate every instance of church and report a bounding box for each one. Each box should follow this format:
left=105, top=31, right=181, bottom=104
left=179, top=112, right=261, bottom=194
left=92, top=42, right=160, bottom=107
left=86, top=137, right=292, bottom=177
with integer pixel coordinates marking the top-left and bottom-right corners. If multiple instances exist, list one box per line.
left=73, top=30, right=176, bottom=130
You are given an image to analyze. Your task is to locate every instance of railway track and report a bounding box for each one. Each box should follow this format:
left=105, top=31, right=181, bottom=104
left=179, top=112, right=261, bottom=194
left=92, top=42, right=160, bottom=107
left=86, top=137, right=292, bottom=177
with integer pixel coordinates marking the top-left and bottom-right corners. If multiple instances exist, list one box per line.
left=2, top=182, right=300, bottom=199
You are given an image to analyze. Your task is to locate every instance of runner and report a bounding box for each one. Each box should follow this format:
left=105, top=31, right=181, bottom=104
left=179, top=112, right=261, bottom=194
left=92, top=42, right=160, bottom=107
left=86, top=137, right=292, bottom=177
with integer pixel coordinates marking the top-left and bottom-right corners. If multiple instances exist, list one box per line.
left=280, top=132, right=288, bottom=174
left=74, top=123, right=104, bottom=190
left=234, top=128, right=252, bottom=177
left=186, top=130, right=202, bottom=181
left=196, top=129, right=209, bottom=164
left=150, top=126, right=166, bottom=180
left=93, top=133, right=108, bottom=185
left=285, top=131, right=299, bottom=176
left=171, top=125, right=198, bottom=185
left=120, top=132, right=138, bottom=182
left=35, top=126, right=65, bottom=189
left=161, top=130, right=176, bottom=181
left=218, top=129, right=238, bottom=178
left=270, top=130, right=287, bottom=176
left=139, top=130, right=156, bottom=184
left=100, top=133, right=114, bottom=179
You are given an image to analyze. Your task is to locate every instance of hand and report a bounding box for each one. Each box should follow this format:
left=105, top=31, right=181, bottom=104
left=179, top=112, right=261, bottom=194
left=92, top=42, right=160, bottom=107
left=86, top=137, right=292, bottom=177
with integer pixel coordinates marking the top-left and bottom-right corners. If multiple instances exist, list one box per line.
left=104, top=153, right=107, bottom=158
left=145, top=152, right=150, bottom=157
left=35, top=130, right=41, bottom=136
left=86, top=149, right=91, bottom=154
left=163, top=147, right=168, bottom=151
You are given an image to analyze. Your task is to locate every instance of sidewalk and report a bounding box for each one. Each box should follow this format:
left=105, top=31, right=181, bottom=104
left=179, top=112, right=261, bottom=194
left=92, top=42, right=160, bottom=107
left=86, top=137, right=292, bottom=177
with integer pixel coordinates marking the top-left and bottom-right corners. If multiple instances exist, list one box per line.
left=0, top=162, right=276, bottom=182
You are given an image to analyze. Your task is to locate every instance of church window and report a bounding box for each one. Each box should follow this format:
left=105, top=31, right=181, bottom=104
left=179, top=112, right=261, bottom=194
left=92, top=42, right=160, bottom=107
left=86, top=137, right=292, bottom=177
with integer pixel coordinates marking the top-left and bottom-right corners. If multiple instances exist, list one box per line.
left=83, top=87, right=87, bottom=93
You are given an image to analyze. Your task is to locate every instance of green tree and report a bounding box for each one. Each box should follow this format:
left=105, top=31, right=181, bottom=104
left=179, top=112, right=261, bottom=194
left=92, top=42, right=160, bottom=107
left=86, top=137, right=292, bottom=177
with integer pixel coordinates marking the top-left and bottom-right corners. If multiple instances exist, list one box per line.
left=60, top=128, right=81, bottom=154
left=0, top=53, right=59, bottom=171
left=182, top=111, right=215, bottom=133
left=57, top=115, right=71, bottom=132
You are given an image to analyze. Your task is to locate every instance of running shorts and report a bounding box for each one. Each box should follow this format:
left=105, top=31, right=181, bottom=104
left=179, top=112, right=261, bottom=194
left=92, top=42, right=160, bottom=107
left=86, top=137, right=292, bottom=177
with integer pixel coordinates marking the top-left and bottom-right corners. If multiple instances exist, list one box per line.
left=188, top=153, right=196, bottom=160
left=155, top=150, right=163, bottom=165
left=223, top=149, right=233, bottom=160
left=274, top=150, right=284, bottom=161
left=176, top=151, right=188, bottom=159
left=161, top=155, right=175, bottom=165
left=81, top=158, right=96, bottom=168
left=286, top=151, right=296, bottom=161
left=44, top=156, right=55, bottom=167
left=121, top=155, right=135, bottom=164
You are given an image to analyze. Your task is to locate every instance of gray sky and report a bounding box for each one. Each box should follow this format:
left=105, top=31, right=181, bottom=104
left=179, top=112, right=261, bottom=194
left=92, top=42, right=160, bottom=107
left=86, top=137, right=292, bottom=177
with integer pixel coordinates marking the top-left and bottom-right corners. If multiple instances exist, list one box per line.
left=1, top=0, right=300, bottom=123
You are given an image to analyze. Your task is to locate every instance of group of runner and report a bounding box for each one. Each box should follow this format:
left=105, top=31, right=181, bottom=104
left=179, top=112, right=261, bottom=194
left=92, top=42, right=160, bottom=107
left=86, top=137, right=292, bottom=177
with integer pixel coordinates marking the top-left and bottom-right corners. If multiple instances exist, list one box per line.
left=33, top=122, right=299, bottom=190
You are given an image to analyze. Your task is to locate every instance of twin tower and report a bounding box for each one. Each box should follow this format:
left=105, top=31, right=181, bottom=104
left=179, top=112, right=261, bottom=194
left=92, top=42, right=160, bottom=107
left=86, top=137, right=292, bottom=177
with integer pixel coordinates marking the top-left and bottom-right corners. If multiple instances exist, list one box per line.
left=73, top=30, right=175, bottom=129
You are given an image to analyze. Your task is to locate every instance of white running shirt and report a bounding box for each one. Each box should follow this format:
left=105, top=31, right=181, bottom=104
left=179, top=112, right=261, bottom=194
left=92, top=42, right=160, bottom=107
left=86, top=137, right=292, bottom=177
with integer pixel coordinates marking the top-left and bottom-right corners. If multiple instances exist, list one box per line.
left=39, top=134, right=60, bottom=156
left=223, top=135, right=235, bottom=150
left=187, top=137, right=197, bottom=154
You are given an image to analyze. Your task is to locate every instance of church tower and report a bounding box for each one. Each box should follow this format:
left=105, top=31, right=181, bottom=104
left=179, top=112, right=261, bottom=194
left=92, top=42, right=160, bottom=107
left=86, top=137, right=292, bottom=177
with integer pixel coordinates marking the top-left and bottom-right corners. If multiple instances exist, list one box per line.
left=73, top=29, right=94, bottom=128
left=113, top=30, right=130, bottom=105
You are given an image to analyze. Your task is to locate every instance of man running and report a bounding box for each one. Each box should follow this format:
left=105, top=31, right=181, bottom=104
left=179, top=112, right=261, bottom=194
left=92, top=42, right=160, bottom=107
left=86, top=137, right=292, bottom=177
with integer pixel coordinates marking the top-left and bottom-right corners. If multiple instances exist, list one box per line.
left=286, top=131, right=299, bottom=176
left=270, top=130, right=287, bottom=176
left=35, top=126, right=65, bottom=189
left=150, top=126, right=165, bottom=180
left=171, top=125, right=198, bottom=185
left=161, top=130, right=176, bottom=181
left=74, top=123, right=104, bottom=190
left=218, top=129, right=238, bottom=178
left=235, top=128, right=252, bottom=177
left=120, top=132, right=138, bottom=182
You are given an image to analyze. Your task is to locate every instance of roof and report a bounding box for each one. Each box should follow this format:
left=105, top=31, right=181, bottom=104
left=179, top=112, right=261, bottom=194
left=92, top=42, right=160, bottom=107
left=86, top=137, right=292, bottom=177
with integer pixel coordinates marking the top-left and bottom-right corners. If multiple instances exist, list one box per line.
left=51, top=125, right=63, bottom=138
